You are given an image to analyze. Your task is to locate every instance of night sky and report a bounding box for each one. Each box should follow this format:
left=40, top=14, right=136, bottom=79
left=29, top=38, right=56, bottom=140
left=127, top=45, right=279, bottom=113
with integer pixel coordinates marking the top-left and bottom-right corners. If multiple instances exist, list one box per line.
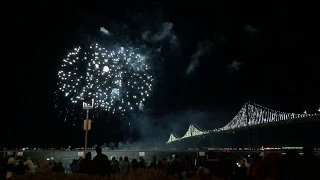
left=3, top=1, right=319, bottom=148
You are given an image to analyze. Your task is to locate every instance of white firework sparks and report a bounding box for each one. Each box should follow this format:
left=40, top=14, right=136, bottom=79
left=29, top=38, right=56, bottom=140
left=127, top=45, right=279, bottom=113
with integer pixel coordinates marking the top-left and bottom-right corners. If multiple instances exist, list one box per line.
left=57, top=43, right=154, bottom=116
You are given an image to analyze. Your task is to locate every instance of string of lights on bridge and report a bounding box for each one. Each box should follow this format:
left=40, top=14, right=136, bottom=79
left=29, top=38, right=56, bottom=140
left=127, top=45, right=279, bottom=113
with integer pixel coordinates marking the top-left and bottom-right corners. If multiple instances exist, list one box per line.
left=167, top=102, right=320, bottom=144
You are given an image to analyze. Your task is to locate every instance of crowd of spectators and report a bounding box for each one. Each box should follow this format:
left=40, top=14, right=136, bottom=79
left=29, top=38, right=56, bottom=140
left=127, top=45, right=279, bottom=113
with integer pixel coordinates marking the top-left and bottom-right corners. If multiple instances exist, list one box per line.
left=1, top=146, right=319, bottom=179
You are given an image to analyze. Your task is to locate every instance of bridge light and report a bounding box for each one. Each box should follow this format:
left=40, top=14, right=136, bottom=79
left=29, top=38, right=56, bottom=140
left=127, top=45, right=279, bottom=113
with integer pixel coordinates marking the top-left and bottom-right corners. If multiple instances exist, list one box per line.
left=317, top=108, right=320, bottom=112
left=303, top=110, right=307, bottom=114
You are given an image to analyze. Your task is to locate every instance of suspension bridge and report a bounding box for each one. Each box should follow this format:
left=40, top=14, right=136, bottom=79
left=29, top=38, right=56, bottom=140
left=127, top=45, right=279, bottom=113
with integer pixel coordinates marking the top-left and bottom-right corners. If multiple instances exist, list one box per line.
left=166, top=102, right=320, bottom=144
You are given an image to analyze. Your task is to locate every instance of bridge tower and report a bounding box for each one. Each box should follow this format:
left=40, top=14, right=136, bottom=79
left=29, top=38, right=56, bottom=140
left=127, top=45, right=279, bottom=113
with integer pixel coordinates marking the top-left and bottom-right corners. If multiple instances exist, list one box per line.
left=246, top=102, right=250, bottom=148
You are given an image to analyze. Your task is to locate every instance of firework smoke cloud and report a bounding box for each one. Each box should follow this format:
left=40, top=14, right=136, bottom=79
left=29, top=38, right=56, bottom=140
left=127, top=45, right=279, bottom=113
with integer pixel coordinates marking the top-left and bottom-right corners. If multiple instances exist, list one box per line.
left=141, top=22, right=178, bottom=48
left=100, top=27, right=109, bottom=35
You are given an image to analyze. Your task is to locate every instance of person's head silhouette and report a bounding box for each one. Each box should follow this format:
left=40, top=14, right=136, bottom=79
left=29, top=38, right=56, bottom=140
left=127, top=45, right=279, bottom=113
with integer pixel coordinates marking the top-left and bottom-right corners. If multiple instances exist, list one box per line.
left=96, top=146, right=102, bottom=154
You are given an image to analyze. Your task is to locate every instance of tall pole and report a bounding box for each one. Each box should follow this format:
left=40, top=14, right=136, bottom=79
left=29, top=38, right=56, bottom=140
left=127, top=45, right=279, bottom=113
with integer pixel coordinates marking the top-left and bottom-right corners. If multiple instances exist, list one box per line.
left=245, top=102, right=250, bottom=148
left=84, top=109, right=89, bottom=157
left=83, top=98, right=93, bottom=158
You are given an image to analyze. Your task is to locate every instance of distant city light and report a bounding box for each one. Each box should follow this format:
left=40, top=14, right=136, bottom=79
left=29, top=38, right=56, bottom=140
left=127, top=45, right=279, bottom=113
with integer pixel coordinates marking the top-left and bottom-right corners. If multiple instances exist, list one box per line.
left=303, top=110, right=307, bottom=114
left=317, top=108, right=320, bottom=112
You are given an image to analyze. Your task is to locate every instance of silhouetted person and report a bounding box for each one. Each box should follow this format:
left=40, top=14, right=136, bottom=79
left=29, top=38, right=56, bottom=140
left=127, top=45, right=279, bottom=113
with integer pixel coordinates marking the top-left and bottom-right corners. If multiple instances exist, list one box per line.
left=232, top=159, right=248, bottom=179
left=219, top=152, right=237, bottom=179
left=170, top=155, right=184, bottom=178
left=278, top=149, right=299, bottom=179
left=157, top=158, right=166, bottom=170
left=52, top=162, right=64, bottom=173
left=298, top=147, right=320, bottom=179
left=204, top=151, right=219, bottom=177
left=264, top=153, right=279, bottom=179
left=110, top=157, right=120, bottom=174
left=5, top=157, right=15, bottom=178
left=138, top=157, right=146, bottom=168
left=79, top=152, right=93, bottom=174
left=131, top=159, right=139, bottom=171
left=148, top=156, right=157, bottom=169
left=70, top=159, right=79, bottom=173
left=14, top=159, right=26, bottom=176
left=93, top=146, right=111, bottom=176
left=120, top=156, right=131, bottom=175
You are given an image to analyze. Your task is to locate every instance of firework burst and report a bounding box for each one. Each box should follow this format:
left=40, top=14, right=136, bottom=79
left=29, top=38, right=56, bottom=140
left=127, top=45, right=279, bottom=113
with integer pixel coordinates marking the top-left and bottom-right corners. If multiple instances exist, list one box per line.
left=55, top=11, right=178, bottom=125
left=56, top=43, right=154, bottom=122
